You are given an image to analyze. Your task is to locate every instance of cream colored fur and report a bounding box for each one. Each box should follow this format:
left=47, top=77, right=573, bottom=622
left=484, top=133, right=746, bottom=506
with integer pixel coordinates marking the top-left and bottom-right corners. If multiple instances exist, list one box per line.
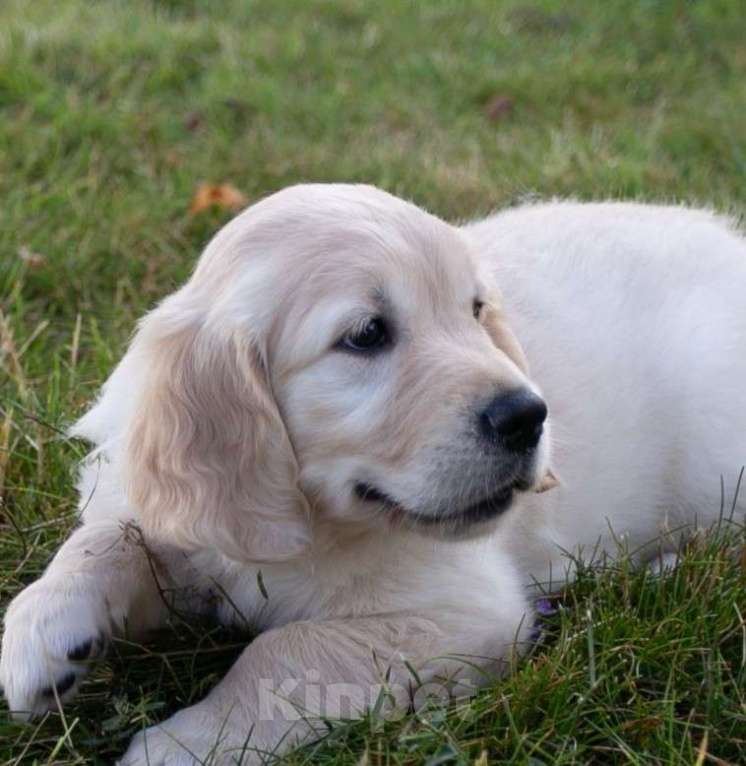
left=1, top=184, right=745, bottom=765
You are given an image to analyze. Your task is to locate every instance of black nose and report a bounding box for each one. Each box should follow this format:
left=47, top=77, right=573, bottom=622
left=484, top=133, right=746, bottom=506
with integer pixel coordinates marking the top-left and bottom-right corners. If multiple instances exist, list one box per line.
left=479, top=390, right=547, bottom=452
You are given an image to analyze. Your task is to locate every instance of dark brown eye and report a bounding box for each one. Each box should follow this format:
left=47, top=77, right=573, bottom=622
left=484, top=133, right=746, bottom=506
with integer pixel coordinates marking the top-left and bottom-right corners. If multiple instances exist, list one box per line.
left=473, top=300, right=484, bottom=320
left=339, top=317, right=390, bottom=353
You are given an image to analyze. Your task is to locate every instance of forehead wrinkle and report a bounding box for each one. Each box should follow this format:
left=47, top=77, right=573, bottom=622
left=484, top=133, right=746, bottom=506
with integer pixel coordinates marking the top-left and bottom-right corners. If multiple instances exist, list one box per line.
left=271, top=269, right=388, bottom=376
left=405, top=222, right=479, bottom=312
left=223, top=192, right=478, bottom=356
left=385, top=249, right=474, bottom=325
left=269, top=234, right=478, bottom=375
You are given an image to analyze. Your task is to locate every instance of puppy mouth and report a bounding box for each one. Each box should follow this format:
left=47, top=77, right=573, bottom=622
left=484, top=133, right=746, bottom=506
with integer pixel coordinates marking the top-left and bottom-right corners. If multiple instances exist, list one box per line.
left=354, top=481, right=516, bottom=528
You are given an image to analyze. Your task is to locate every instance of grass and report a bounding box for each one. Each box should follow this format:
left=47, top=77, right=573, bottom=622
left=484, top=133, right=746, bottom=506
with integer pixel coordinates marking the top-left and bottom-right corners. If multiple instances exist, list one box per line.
left=1, top=0, right=745, bottom=763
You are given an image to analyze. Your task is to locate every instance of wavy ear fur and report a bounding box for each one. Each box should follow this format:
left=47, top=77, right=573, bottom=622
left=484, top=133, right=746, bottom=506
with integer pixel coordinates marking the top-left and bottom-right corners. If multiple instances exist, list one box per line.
left=125, top=293, right=311, bottom=564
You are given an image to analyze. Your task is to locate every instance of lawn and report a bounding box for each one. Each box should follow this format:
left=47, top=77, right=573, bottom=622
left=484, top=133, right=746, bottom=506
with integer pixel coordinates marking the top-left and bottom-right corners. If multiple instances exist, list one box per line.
left=1, top=0, right=746, bottom=763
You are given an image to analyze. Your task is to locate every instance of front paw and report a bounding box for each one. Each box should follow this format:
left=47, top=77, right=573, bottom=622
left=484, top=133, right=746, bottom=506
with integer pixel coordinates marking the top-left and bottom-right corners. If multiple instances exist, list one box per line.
left=118, top=705, right=252, bottom=766
left=0, top=578, right=109, bottom=720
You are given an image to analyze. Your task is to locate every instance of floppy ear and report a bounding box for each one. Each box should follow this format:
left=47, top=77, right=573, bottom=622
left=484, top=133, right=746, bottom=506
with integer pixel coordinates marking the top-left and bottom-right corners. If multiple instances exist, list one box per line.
left=482, top=302, right=530, bottom=375
left=124, top=294, right=311, bottom=564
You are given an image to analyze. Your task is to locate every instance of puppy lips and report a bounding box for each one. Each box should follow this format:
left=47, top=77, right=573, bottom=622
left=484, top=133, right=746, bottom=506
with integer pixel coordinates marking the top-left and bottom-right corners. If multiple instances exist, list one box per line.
left=355, top=480, right=517, bottom=528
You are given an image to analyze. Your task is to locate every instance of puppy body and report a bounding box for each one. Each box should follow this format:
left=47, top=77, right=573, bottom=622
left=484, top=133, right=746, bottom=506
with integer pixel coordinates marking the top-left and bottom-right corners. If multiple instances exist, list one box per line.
left=467, top=202, right=746, bottom=585
left=2, top=186, right=745, bottom=764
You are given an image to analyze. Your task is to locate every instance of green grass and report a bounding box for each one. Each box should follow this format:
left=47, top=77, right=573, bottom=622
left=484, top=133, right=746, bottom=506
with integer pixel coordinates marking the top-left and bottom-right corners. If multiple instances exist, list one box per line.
left=1, top=0, right=745, bottom=763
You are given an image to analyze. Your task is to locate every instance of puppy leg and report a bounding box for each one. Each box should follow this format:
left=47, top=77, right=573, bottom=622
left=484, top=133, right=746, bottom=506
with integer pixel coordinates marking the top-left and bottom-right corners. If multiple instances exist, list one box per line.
left=0, top=520, right=173, bottom=720
left=119, top=610, right=529, bottom=765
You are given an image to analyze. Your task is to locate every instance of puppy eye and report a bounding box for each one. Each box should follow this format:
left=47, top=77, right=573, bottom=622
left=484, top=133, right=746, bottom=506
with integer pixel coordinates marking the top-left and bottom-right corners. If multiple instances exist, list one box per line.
left=338, top=317, right=390, bottom=354
left=473, top=300, right=484, bottom=320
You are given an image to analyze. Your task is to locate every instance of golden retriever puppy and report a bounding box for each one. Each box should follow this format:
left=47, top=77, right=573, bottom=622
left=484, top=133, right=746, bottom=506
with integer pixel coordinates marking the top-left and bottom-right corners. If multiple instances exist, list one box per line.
left=1, top=184, right=745, bottom=765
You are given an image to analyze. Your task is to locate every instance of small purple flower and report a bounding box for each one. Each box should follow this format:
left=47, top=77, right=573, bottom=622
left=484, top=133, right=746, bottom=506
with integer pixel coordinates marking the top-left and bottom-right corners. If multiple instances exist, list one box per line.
left=529, top=598, right=559, bottom=644
left=535, top=598, right=557, bottom=617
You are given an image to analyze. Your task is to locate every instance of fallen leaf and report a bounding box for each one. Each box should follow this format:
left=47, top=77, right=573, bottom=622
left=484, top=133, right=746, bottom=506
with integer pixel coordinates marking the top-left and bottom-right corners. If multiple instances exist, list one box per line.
left=190, top=183, right=247, bottom=215
left=484, top=94, right=515, bottom=122
left=184, top=111, right=204, bottom=132
left=18, top=246, right=45, bottom=268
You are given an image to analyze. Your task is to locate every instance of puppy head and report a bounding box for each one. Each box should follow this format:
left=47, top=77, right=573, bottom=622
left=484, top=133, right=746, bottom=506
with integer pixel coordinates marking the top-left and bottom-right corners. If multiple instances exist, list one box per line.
left=125, top=184, right=552, bottom=562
